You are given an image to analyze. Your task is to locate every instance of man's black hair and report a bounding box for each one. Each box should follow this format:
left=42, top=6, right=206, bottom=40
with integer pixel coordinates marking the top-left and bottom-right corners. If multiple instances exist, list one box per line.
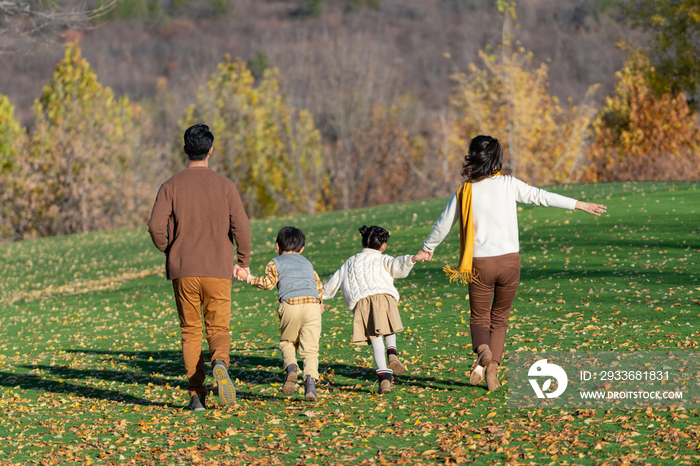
left=276, top=226, right=306, bottom=253
left=184, top=124, right=214, bottom=161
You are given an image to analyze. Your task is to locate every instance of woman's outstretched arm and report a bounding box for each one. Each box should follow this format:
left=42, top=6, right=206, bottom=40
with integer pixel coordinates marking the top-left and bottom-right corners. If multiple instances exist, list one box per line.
left=421, top=191, right=460, bottom=259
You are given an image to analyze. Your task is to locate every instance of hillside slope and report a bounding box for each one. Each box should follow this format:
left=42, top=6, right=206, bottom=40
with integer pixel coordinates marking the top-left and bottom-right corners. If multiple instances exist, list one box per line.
left=0, top=181, right=698, bottom=464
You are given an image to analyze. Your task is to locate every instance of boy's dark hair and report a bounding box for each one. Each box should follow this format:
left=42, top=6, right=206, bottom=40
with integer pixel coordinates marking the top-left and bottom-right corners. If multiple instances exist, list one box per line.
left=460, top=135, right=503, bottom=182
left=276, top=226, right=305, bottom=253
left=184, top=124, right=215, bottom=160
left=359, top=225, right=390, bottom=250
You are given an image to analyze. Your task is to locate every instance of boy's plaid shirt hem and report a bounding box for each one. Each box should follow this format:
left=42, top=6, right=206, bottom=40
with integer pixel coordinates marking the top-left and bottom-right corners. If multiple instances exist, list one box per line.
left=249, top=258, right=323, bottom=304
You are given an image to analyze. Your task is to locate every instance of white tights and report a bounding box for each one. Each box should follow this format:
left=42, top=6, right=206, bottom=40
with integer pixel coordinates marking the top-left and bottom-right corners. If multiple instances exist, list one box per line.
left=371, top=334, right=397, bottom=373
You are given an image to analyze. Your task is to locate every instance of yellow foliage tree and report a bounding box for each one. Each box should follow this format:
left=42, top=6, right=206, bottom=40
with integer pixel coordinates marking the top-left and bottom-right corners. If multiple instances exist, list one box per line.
left=451, top=47, right=598, bottom=185
left=586, top=52, right=700, bottom=181
left=180, top=56, right=325, bottom=218
left=0, top=94, right=26, bottom=239
left=0, top=94, right=22, bottom=174
left=5, top=43, right=153, bottom=240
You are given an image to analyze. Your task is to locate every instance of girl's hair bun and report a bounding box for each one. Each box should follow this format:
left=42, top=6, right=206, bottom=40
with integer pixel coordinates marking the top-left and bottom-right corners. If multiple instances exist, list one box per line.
left=359, top=225, right=390, bottom=250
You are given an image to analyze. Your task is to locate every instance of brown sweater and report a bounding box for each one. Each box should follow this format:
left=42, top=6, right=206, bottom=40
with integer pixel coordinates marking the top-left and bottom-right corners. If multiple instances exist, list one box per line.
left=148, top=166, right=251, bottom=280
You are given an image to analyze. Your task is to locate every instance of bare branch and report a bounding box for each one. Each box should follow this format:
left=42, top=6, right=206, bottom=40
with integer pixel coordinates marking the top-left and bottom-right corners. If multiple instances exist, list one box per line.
left=0, top=0, right=116, bottom=38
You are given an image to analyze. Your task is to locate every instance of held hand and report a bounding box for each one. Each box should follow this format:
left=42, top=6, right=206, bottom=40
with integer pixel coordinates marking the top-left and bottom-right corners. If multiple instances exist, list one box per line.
left=320, top=303, right=325, bottom=314
left=575, top=201, right=607, bottom=217
left=237, top=267, right=250, bottom=282
left=412, top=249, right=432, bottom=263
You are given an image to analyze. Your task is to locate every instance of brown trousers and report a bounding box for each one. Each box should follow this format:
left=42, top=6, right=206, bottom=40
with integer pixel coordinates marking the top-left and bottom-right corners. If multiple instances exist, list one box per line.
left=468, top=253, right=521, bottom=365
left=172, top=277, right=232, bottom=397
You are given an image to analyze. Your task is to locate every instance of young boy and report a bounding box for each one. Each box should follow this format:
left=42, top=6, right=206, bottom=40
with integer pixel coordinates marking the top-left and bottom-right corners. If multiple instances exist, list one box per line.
left=237, top=226, right=324, bottom=402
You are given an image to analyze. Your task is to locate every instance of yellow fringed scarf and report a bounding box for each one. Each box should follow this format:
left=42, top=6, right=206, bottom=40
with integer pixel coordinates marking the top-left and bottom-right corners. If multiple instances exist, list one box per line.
left=444, top=172, right=501, bottom=284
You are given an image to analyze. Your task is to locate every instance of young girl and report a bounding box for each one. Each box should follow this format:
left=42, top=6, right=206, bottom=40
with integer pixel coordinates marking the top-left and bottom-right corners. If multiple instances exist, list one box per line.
left=323, top=225, right=429, bottom=394
left=420, top=135, right=606, bottom=391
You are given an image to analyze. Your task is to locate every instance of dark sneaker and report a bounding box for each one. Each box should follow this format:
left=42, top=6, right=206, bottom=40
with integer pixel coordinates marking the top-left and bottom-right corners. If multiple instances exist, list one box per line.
left=388, top=354, right=407, bottom=375
left=283, top=364, right=298, bottom=396
left=304, top=376, right=317, bottom=402
left=213, top=361, right=236, bottom=405
left=186, top=394, right=206, bottom=411
left=377, top=372, right=392, bottom=394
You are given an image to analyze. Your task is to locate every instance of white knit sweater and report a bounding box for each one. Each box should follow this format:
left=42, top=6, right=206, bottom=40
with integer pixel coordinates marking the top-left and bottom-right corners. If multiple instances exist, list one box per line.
left=423, top=175, right=578, bottom=257
left=323, top=248, right=415, bottom=311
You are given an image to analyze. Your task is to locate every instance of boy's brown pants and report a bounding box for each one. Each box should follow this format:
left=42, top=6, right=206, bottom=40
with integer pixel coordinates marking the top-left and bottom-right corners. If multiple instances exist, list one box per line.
left=172, top=277, right=232, bottom=397
left=468, top=253, right=521, bottom=365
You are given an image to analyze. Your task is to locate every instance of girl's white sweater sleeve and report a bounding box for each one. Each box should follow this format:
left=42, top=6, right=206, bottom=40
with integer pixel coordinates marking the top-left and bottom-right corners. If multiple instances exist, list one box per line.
left=382, top=254, right=416, bottom=279
left=322, top=266, right=343, bottom=302
left=422, top=192, right=459, bottom=253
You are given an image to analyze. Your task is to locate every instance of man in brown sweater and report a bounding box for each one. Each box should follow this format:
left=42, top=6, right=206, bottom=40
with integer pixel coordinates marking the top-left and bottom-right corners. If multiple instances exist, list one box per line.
left=148, top=124, right=251, bottom=411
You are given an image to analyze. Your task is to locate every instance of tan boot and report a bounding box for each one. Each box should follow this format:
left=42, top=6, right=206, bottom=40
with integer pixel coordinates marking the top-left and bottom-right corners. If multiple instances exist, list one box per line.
left=486, top=362, right=501, bottom=391
left=377, top=372, right=392, bottom=394
left=469, top=344, right=492, bottom=385
left=388, top=354, right=407, bottom=375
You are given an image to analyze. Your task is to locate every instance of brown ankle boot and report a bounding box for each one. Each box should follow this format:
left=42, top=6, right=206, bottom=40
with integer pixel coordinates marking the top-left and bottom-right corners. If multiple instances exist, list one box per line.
left=470, top=344, right=492, bottom=385
left=486, top=362, right=501, bottom=391
left=377, top=372, right=392, bottom=394
left=387, top=354, right=407, bottom=375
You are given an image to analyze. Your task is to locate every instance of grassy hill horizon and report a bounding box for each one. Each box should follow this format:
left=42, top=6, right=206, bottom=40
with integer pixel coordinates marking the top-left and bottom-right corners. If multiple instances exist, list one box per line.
left=0, top=180, right=698, bottom=465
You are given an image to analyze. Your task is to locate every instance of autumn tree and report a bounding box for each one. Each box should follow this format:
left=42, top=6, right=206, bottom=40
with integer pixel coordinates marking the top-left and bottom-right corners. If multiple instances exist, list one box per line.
left=451, top=45, right=599, bottom=186
left=2, top=43, right=155, bottom=240
left=180, top=56, right=326, bottom=218
left=333, top=102, right=421, bottom=209
left=0, top=94, right=22, bottom=173
left=621, top=0, right=700, bottom=101
left=0, top=94, right=25, bottom=239
left=586, top=51, right=700, bottom=182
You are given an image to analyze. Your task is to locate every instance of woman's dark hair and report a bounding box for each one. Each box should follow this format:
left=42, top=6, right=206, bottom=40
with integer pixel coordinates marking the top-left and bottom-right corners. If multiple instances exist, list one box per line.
left=359, top=225, right=390, bottom=250
left=460, top=135, right=503, bottom=182
left=276, top=226, right=305, bottom=253
left=184, top=124, right=214, bottom=160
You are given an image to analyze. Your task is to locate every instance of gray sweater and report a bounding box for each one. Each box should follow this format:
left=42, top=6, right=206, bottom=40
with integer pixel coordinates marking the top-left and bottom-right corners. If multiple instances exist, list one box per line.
left=272, top=254, right=319, bottom=302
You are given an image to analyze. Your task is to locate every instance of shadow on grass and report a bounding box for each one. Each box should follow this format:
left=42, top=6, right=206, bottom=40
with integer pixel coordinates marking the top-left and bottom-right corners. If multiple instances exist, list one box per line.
left=42, top=349, right=473, bottom=400
left=0, top=370, right=168, bottom=406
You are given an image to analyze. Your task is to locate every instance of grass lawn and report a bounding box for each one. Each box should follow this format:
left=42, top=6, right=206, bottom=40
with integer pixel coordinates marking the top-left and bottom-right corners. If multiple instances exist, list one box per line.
left=0, top=180, right=698, bottom=465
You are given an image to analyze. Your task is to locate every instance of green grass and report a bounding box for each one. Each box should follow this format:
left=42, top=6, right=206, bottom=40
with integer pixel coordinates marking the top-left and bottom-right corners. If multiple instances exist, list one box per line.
left=0, top=181, right=698, bottom=465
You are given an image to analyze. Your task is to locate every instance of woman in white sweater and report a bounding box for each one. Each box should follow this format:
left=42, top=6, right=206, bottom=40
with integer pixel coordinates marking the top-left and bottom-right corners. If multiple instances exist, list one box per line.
left=324, top=226, right=429, bottom=394
left=421, top=135, right=606, bottom=391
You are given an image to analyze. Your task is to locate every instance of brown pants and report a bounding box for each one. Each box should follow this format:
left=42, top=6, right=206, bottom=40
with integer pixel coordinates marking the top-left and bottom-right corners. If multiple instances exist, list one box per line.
left=172, top=277, right=232, bottom=397
left=278, top=301, right=322, bottom=381
left=468, top=253, right=521, bottom=365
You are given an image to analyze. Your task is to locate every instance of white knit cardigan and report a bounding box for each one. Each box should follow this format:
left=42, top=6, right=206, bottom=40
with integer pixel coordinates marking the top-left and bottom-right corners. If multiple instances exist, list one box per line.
left=323, top=248, right=415, bottom=311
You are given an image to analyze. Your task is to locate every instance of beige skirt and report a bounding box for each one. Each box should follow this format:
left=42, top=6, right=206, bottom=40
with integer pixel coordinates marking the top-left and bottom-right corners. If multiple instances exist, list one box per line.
left=351, top=293, right=404, bottom=346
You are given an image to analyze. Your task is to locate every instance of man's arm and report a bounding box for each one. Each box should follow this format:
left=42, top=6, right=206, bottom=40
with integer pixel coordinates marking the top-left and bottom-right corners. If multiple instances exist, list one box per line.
left=147, top=183, right=172, bottom=253
left=228, top=183, right=252, bottom=268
